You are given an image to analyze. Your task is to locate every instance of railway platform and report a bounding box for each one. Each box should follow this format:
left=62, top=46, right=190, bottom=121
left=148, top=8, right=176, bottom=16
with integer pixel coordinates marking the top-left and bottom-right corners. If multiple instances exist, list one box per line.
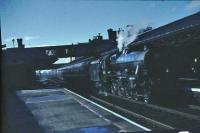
left=16, top=88, right=150, bottom=133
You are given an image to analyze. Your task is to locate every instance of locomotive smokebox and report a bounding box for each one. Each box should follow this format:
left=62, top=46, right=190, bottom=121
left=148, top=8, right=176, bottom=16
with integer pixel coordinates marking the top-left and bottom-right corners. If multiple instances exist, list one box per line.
left=17, top=38, right=24, bottom=48
left=107, top=28, right=117, bottom=42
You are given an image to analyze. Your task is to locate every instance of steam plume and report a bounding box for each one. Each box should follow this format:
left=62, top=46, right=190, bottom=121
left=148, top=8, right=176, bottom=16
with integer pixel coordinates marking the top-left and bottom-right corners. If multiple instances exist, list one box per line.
left=117, top=25, right=137, bottom=52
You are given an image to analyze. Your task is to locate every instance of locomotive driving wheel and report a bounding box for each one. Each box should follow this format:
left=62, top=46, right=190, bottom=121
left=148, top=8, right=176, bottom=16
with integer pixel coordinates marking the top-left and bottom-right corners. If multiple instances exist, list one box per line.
left=129, top=81, right=139, bottom=100
left=124, top=79, right=132, bottom=98
left=110, top=80, right=118, bottom=95
left=141, top=78, right=154, bottom=103
left=137, top=74, right=154, bottom=103
left=110, top=78, right=126, bottom=97
left=118, top=79, right=124, bottom=97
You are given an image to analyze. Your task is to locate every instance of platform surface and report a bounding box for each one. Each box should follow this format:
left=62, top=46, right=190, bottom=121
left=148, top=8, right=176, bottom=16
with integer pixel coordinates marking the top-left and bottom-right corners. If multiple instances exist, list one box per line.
left=17, top=88, right=148, bottom=133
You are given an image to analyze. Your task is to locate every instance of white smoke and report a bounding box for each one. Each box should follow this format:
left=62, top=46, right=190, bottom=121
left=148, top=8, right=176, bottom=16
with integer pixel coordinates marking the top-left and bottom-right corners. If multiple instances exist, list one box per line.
left=117, top=25, right=138, bottom=52
left=117, top=29, right=125, bottom=52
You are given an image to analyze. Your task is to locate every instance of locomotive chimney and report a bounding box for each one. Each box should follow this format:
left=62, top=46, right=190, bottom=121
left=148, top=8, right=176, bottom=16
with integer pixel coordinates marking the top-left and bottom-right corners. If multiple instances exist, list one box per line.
left=107, top=28, right=117, bottom=42
left=17, top=38, right=24, bottom=48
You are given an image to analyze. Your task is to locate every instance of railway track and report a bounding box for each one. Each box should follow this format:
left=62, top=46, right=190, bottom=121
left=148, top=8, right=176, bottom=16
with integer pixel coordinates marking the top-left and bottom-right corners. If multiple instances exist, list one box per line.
left=91, top=96, right=174, bottom=130
left=107, top=94, right=200, bottom=120
left=90, top=94, right=200, bottom=130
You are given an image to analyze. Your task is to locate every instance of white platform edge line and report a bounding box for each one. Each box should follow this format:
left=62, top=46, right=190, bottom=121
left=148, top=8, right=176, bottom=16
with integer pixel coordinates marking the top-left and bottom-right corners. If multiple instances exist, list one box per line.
left=64, top=88, right=151, bottom=131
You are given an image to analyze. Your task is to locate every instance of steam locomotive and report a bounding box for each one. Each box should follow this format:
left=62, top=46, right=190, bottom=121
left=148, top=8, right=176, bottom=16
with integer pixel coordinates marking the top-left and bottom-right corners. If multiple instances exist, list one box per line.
left=38, top=44, right=200, bottom=103
left=38, top=12, right=200, bottom=103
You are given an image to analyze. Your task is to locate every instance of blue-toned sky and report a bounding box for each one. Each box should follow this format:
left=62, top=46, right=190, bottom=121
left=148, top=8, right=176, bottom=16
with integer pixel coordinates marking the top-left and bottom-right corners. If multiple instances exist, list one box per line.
left=1, top=0, right=200, bottom=48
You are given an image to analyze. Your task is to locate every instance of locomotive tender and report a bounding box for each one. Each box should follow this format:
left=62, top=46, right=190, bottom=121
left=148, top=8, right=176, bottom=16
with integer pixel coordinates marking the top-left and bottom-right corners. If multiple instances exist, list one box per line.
left=38, top=12, right=200, bottom=103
